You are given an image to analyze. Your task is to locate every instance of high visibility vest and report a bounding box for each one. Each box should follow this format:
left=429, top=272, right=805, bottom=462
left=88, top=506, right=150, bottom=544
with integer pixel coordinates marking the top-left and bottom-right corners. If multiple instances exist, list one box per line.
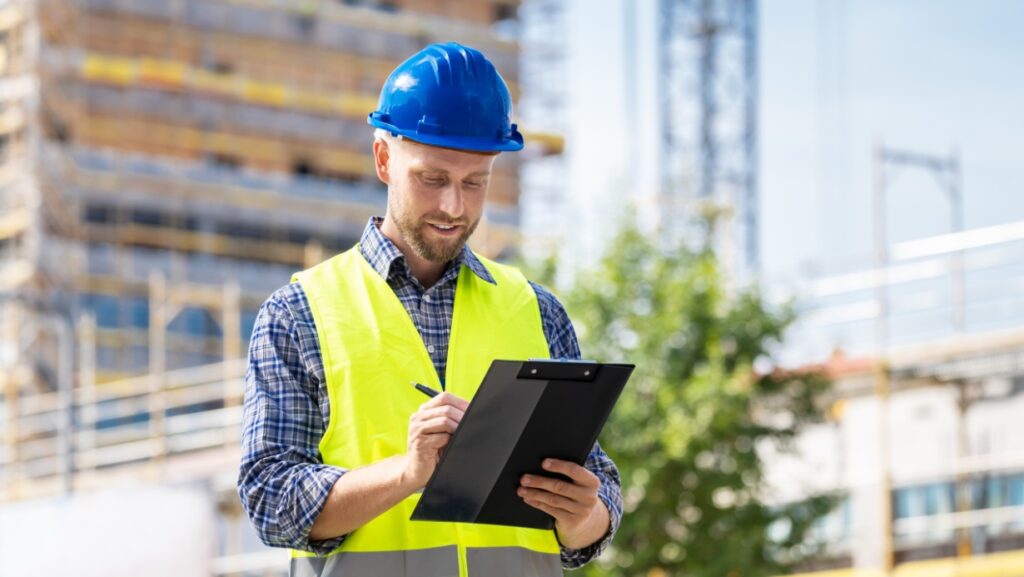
left=289, top=247, right=562, bottom=577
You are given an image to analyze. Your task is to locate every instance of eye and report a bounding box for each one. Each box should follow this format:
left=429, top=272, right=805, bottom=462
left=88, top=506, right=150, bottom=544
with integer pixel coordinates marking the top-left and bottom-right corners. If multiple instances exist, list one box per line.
left=463, top=180, right=485, bottom=189
left=421, top=175, right=447, bottom=187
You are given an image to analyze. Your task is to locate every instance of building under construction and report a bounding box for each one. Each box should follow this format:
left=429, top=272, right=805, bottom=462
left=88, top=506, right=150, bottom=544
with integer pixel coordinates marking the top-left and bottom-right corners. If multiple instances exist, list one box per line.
left=768, top=215, right=1024, bottom=576
left=3, top=0, right=1023, bottom=575
left=0, top=0, right=559, bottom=574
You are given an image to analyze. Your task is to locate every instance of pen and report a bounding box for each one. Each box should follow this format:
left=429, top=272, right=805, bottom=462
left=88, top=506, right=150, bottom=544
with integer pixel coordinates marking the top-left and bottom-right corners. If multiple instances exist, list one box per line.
left=413, top=382, right=440, bottom=398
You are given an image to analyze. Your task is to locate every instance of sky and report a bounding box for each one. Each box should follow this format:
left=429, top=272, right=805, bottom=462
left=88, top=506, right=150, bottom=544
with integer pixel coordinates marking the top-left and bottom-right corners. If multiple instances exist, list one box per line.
left=556, top=0, right=1024, bottom=282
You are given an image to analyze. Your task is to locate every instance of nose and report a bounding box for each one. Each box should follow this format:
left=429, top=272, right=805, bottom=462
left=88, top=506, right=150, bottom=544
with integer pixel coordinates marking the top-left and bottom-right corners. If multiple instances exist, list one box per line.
left=438, top=183, right=464, bottom=219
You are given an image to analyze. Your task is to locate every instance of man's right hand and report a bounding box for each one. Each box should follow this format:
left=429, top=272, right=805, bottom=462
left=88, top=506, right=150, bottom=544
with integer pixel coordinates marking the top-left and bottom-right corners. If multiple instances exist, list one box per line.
left=402, top=391, right=469, bottom=489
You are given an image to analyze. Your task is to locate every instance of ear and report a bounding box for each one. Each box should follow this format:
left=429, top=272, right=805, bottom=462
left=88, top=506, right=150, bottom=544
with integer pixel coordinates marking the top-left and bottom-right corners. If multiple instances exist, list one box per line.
left=373, top=138, right=391, bottom=185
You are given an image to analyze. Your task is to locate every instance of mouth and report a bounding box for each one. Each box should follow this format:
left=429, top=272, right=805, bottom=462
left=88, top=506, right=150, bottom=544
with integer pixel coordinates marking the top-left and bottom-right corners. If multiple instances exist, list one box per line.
left=427, top=222, right=462, bottom=236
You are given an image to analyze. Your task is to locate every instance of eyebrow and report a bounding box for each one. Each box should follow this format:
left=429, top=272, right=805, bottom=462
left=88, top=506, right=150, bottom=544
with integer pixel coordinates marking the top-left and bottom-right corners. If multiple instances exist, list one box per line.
left=414, top=166, right=491, bottom=179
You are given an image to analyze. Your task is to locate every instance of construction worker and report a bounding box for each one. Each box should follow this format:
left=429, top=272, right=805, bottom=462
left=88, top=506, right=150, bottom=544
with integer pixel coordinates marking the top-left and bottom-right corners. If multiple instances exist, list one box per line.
left=238, top=42, right=621, bottom=576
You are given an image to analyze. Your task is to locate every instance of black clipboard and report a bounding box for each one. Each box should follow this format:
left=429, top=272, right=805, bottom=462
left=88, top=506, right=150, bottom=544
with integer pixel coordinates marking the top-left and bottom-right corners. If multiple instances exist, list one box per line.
left=410, top=359, right=634, bottom=530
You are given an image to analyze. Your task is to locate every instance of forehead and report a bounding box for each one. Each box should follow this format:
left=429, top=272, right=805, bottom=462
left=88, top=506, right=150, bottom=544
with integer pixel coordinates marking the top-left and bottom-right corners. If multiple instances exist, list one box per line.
left=397, top=138, right=498, bottom=172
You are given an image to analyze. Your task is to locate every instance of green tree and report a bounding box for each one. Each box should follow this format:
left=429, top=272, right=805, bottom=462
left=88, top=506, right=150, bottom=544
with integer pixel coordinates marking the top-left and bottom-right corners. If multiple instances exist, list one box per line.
left=556, top=219, right=835, bottom=577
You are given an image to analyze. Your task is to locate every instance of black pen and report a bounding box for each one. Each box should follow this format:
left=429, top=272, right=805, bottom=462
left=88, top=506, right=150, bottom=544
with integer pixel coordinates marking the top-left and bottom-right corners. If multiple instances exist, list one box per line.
left=413, top=382, right=440, bottom=398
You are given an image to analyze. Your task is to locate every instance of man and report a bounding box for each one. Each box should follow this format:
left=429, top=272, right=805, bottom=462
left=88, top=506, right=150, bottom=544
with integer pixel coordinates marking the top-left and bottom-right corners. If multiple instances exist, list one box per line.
left=238, top=42, right=622, bottom=577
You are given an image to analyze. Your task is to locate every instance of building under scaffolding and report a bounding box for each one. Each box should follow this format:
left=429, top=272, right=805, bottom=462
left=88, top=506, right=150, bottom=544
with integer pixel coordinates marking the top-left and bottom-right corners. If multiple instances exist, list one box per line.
left=767, top=217, right=1024, bottom=576
left=0, top=0, right=561, bottom=574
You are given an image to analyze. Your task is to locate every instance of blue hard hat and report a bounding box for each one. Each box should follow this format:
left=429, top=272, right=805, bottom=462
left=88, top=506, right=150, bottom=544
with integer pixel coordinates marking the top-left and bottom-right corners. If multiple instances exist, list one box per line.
left=368, top=42, right=524, bottom=153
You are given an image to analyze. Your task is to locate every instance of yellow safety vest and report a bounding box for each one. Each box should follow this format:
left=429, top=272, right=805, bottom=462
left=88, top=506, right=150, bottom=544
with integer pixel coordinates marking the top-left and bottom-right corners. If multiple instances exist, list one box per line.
left=289, top=246, right=562, bottom=577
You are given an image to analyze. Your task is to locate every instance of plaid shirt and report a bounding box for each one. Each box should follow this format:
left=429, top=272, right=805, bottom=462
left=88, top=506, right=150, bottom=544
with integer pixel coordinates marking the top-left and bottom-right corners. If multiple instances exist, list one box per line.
left=238, top=217, right=622, bottom=570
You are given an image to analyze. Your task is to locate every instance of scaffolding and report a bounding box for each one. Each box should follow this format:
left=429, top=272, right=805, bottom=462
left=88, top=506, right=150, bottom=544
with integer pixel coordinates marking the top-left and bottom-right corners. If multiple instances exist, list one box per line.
left=517, top=0, right=569, bottom=261
left=1, top=0, right=551, bottom=573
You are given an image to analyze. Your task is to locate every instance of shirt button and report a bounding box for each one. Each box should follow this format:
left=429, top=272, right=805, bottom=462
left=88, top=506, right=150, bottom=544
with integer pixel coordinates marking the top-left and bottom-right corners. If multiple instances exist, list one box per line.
left=427, top=345, right=436, bottom=354
left=423, top=294, right=432, bottom=303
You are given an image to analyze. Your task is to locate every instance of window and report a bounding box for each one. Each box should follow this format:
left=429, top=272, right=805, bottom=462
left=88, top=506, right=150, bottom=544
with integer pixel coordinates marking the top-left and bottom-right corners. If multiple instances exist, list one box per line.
left=893, top=482, right=956, bottom=519
left=131, top=208, right=163, bottom=227
left=85, top=204, right=115, bottom=224
left=216, top=219, right=270, bottom=241
left=293, top=13, right=316, bottom=34
left=95, top=345, right=119, bottom=371
left=286, top=227, right=312, bottom=245
left=125, top=296, right=149, bottom=329
left=168, top=307, right=223, bottom=338
left=83, top=293, right=121, bottom=328
left=291, top=158, right=314, bottom=178
left=1010, top=475, right=1024, bottom=507
left=200, top=47, right=234, bottom=76
left=207, top=153, right=242, bottom=170
left=127, top=345, right=149, bottom=372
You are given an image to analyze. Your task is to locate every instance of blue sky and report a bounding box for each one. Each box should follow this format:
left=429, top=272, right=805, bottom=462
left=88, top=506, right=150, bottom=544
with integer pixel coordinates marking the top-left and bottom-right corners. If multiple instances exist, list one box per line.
left=762, top=0, right=1024, bottom=279
left=559, top=0, right=1024, bottom=280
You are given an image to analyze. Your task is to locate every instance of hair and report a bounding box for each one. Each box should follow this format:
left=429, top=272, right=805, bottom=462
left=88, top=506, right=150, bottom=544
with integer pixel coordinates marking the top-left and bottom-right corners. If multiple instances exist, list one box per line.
left=373, top=128, right=400, bottom=148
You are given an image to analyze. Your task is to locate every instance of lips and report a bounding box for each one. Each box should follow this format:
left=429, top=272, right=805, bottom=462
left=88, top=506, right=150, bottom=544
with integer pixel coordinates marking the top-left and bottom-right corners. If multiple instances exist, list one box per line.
left=427, top=222, right=462, bottom=235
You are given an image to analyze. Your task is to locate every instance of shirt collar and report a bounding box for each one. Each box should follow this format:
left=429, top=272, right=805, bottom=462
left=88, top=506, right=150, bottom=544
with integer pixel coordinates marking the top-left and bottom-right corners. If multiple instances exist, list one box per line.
left=358, top=217, right=496, bottom=286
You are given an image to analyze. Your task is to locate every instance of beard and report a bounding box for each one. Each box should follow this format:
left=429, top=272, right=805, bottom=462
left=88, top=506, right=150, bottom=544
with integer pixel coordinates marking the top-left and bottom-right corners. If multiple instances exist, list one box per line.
left=389, top=195, right=480, bottom=264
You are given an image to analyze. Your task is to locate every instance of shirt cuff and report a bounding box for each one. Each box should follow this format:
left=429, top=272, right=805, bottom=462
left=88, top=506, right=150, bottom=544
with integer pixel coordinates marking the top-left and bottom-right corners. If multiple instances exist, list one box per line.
left=558, top=489, right=621, bottom=569
left=296, top=466, right=348, bottom=555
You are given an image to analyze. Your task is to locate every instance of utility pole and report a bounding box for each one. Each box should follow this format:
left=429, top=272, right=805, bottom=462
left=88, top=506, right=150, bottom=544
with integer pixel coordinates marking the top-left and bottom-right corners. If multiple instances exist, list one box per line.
left=872, top=140, right=894, bottom=573
left=872, top=140, right=968, bottom=569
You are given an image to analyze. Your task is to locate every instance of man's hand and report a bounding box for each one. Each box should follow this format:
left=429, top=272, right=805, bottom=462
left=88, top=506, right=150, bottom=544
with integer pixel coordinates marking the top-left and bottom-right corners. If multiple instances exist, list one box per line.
left=402, top=392, right=469, bottom=489
left=518, top=458, right=611, bottom=550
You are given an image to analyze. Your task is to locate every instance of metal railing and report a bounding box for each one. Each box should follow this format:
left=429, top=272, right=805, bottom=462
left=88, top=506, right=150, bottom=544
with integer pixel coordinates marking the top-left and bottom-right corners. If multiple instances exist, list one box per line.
left=0, top=356, right=246, bottom=500
left=774, top=220, right=1024, bottom=365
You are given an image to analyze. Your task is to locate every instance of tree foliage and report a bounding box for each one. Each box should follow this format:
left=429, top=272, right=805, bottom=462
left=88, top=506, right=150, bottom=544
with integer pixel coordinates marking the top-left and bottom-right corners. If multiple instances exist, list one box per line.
left=547, top=221, right=835, bottom=576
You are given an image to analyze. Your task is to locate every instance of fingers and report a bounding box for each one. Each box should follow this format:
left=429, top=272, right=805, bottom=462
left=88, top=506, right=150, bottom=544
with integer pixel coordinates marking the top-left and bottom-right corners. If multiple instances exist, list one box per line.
left=419, top=391, right=469, bottom=412
left=414, top=432, right=453, bottom=451
left=518, top=459, right=603, bottom=521
left=403, top=392, right=468, bottom=488
left=538, top=459, right=600, bottom=489
left=414, top=414, right=460, bottom=436
left=408, top=393, right=468, bottom=449
left=519, top=489, right=577, bottom=519
left=413, top=403, right=466, bottom=428
left=519, top=472, right=588, bottom=502
left=518, top=478, right=599, bottom=518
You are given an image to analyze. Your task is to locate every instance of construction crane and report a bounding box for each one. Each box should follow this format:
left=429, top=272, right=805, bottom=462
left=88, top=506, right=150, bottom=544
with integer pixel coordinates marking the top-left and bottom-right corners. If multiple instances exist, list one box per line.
left=658, top=0, right=758, bottom=278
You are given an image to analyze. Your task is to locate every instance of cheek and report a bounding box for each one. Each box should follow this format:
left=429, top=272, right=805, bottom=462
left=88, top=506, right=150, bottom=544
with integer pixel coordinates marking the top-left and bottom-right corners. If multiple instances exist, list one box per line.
left=390, top=178, right=421, bottom=207
left=465, top=190, right=486, bottom=216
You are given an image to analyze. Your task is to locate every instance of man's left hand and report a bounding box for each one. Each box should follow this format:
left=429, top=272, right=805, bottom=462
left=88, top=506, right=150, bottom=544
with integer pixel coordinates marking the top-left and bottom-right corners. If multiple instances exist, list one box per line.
left=518, top=458, right=610, bottom=550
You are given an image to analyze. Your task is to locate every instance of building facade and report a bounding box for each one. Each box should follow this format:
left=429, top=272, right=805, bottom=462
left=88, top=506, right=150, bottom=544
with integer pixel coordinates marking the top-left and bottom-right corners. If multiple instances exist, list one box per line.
left=0, top=1, right=556, bottom=574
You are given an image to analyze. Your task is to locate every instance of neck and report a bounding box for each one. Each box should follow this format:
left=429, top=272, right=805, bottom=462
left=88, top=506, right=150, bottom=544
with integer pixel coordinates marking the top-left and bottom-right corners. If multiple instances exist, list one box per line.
left=379, top=217, right=447, bottom=289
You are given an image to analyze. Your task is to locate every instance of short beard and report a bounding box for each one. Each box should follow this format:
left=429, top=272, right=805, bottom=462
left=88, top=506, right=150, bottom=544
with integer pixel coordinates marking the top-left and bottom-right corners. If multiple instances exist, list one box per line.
left=389, top=196, right=479, bottom=264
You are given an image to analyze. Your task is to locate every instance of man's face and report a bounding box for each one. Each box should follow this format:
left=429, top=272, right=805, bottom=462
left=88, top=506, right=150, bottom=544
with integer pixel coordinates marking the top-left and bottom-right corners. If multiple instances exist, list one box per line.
left=376, top=137, right=497, bottom=264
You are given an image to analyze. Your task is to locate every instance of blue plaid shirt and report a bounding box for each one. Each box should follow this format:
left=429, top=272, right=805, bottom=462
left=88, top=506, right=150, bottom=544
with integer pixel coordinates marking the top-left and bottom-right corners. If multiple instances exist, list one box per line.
left=239, top=217, right=622, bottom=569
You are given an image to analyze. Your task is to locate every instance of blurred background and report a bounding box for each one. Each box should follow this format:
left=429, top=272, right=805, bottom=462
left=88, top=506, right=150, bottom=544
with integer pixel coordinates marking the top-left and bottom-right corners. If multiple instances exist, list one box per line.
left=1, top=0, right=1022, bottom=575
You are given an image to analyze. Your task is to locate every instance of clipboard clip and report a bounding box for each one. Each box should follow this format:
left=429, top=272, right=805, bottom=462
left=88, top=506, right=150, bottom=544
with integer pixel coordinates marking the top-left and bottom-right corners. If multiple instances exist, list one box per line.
left=518, top=360, right=599, bottom=382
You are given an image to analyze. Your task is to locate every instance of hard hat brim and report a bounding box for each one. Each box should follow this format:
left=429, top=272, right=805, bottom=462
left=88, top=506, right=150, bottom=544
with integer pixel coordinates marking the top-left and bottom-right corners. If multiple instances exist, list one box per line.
left=368, top=117, right=524, bottom=153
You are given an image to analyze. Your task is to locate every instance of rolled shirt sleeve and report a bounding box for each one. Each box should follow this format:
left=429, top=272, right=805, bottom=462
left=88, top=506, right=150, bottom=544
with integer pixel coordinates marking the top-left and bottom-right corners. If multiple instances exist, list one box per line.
left=238, top=288, right=349, bottom=554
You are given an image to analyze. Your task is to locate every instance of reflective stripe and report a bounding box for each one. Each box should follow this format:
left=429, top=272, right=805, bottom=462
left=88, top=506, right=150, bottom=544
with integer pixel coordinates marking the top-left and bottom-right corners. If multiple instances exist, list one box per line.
left=465, top=547, right=563, bottom=577
left=291, top=546, right=459, bottom=577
